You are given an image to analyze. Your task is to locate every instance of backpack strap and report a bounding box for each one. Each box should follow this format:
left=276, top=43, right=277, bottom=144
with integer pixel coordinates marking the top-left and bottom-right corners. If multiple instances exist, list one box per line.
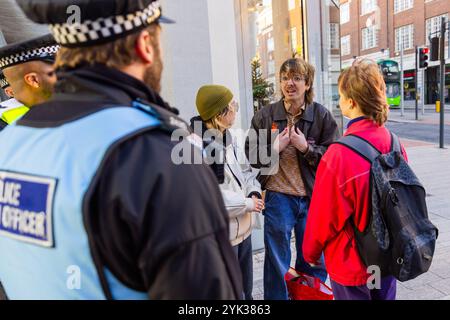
left=335, top=134, right=381, bottom=164
left=390, top=132, right=402, bottom=153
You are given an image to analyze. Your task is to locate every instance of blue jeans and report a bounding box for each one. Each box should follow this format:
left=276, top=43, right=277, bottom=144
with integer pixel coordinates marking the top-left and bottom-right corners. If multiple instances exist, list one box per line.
left=233, top=236, right=253, bottom=300
left=263, top=191, right=328, bottom=300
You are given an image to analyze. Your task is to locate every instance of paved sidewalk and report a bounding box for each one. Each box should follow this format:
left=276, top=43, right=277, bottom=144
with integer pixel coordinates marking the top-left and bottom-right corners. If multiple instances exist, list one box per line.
left=252, top=143, right=450, bottom=300
left=388, top=108, right=450, bottom=126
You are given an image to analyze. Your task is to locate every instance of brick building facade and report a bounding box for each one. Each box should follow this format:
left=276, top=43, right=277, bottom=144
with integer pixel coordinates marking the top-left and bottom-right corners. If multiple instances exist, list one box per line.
left=340, top=0, right=450, bottom=103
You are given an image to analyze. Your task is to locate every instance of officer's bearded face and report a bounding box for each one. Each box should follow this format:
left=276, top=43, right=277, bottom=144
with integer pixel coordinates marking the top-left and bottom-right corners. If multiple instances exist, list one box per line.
left=37, top=62, right=57, bottom=100
left=143, top=27, right=163, bottom=94
left=3, top=61, right=56, bottom=107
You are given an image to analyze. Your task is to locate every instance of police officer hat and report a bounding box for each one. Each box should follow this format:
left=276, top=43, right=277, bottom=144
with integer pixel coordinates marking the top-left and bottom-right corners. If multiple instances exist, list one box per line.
left=0, top=72, right=9, bottom=90
left=0, top=34, right=59, bottom=70
left=16, top=0, right=175, bottom=48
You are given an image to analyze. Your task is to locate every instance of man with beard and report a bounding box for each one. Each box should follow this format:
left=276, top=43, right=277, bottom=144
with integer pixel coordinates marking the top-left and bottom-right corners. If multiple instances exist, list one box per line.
left=0, top=0, right=242, bottom=300
left=0, top=71, right=14, bottom=99
left=0, top=34, right=58, bottom=131
left=0, top=71, right=13, bottom=130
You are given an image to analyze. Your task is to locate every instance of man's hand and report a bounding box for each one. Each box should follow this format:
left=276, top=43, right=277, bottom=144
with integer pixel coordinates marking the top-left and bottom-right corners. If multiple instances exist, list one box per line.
left=252, top=196, right=265, bottom=212
left=290, top=127, right=308, bottom=153
left=273, top=127, right=290, bottom=154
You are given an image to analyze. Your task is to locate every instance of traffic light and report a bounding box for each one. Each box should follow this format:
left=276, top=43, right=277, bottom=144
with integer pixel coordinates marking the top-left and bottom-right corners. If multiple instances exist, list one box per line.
left=418, top=47, right=429, bottom=69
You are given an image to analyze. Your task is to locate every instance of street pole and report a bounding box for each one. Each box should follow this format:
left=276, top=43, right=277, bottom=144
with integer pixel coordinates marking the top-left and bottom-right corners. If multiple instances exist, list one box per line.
left=439, top=17, right=446, bottom=149
left=422, top=67, right=425, bottom=116
left=401, top=44, right=404, bottom=117
left=448, top=20, right=450, bottom=60
left=415, top=45, right=419, bottom=120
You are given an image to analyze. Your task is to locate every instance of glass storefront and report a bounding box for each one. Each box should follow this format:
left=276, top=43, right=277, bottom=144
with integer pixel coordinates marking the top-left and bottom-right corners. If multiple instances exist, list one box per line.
left=244, top=0, right=341, bottom=116
left=403, top=70, right=416, bottom=101
left=425, top=65, right=450, bottom=104
left=247, top=0, right=307, bottom=109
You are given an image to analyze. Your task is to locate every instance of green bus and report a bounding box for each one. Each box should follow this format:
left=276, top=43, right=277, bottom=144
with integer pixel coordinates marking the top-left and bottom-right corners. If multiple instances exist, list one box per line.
left=378, top=59, right=401, bottom=108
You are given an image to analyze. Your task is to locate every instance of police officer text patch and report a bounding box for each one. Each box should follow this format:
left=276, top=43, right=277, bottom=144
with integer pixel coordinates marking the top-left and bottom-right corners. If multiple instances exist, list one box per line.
left=0, top=171, right=56, bottom=247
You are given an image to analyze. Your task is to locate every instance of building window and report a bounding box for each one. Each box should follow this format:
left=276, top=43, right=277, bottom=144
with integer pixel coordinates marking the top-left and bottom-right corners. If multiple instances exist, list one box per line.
left=268, top=60, right=275, bottom=76
left=330, top=23, right=339, bottom=49
left=362, top=26, right=378, bottom=50
left=288, top=0, right=296, bottom=11
left=426, top=14, right=448, bottom=45
left=341, top=35, right=351, bottom=56
left=290, top=27, right=298, bottom=52
left=267, top=37, right=274, bottom=52
left=361, top=0, right=377, bottom=15
left=395, top=24, right=414, bottom=51
left=340, top=2, right=350, bottom=24
left=394, top=0, right=413, bottom=14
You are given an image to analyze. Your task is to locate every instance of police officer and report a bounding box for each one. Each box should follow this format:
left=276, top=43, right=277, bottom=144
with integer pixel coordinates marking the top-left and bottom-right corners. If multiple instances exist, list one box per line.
left=0, top=71, right=13, bottom=98
left=0, top=74, right=25, bottom=131
left=0, top=34, right=58, bottom=130
left=0, top=71, right=11, bottom=129
left=0, top=0, right=242, bottom=300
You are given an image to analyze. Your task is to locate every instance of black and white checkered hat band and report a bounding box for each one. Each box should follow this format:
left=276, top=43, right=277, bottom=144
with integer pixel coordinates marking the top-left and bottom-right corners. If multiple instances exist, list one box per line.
left=50, top=1, right=162, bottom=47
left=0, top=77, right=9, bottom=89
left=0, top=45, right=60, bottom=69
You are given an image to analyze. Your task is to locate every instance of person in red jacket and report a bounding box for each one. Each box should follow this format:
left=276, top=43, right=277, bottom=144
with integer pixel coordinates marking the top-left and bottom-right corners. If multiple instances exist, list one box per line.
left=303, top=59, right=407, bottom=300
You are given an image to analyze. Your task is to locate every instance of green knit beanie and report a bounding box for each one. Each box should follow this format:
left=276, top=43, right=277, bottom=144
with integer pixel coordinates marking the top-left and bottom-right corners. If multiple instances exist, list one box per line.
left=196, top=85, right=234, bottom=121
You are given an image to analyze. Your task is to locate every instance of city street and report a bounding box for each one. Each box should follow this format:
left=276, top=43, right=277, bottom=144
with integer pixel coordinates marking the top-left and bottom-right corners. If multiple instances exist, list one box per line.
left=386, top=108, right=450, bottom=145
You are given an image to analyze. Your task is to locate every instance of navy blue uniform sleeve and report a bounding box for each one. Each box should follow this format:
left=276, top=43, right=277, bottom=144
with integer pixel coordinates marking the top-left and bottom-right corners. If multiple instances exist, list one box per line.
left=0, top=281, right=7, bottom=300
left=85, top=129, right=243, bottom=300
left=0, top=119, right=8, bottom=131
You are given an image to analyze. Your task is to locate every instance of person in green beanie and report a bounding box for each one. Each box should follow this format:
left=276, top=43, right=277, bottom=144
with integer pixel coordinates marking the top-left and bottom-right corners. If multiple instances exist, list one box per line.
left=190, top=84, right=264, bottom=300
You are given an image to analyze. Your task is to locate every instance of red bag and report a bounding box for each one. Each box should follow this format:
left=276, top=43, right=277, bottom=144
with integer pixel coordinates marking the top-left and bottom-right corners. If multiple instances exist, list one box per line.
left=285, top=267, right=334, bottom=300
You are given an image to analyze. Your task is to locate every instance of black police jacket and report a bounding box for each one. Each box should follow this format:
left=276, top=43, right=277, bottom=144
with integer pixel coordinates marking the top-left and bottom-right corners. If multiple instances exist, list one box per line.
left=0, top=118, right=7, bottom=131
left=7, top=64, right=243, bottom=300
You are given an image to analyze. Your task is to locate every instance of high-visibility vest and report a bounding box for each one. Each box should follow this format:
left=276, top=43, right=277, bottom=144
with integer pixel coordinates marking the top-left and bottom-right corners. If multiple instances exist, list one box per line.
left=0, top=103, right=161, bottom=299
left=0, top=98, right=29, bottom=124
left=1, top=106, right=30, bottom=124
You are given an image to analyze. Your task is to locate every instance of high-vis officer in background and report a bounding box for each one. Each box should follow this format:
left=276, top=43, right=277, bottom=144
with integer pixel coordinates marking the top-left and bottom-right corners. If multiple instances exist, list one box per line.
left=0, top=72, right=26, bottom=131
left=0, top=34, right=58, bottom=130
left=0, top=0, right=242, bottom=300
left=0, top=71, right=14, bottom=98
left=0, top=71, right=13, bottom=130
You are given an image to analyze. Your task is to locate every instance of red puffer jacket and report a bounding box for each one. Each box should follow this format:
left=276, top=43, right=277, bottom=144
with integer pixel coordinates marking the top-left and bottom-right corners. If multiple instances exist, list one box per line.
left=303, top=118, right=408, bottom=286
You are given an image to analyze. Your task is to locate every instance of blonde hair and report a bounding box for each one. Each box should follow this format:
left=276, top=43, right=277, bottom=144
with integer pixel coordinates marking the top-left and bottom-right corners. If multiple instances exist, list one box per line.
left=205, top=107, right=231, bottom=133
left=279, top=57, right=315, bottom=105
left=55, top=24, right=159, bottom=70
left=338, top=59, right=389, bottom=126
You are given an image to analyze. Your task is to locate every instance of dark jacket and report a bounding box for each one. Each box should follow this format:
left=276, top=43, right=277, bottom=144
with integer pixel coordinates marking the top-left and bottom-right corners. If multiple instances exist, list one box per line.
left=190, top=115, right=228, bottom=184
left=245, top=99, right=340, bottom=197
left=2, top=64, right=243, bottom=300
left=0, top=118, right=7, bottom=131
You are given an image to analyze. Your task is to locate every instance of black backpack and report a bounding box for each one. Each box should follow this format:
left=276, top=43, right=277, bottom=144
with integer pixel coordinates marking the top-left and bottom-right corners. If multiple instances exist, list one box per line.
left=336, top=132, right=439, bottom=282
